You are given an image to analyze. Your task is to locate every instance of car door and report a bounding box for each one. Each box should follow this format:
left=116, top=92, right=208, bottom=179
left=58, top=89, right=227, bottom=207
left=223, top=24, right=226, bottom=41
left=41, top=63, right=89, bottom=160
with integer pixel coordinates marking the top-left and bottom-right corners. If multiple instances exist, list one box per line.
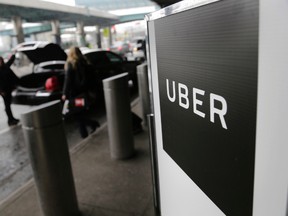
left=103, top=51, right=125, bottom=78
left=85, top=51, right=124, bottom=81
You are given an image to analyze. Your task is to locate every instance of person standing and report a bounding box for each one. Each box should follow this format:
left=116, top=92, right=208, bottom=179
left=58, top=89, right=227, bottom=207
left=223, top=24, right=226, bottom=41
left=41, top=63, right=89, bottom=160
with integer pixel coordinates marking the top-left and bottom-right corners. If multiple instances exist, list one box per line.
left=0, top=54, right=19, bottom=126
left=62, top=46, right=99, bottom=138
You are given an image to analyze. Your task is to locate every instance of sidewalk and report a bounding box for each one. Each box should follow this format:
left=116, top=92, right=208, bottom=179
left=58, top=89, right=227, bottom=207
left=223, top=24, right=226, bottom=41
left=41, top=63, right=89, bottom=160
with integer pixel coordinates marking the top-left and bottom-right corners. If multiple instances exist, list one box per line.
left=0, top=100, right=156, bottom=216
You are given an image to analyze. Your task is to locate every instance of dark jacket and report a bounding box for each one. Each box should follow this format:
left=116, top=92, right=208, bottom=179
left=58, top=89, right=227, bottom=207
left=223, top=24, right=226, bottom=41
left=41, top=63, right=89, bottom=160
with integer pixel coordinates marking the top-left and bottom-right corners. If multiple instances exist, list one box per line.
left=0, top=55, right=19, bottom=93
left=63, top=59, right=89, bottom=99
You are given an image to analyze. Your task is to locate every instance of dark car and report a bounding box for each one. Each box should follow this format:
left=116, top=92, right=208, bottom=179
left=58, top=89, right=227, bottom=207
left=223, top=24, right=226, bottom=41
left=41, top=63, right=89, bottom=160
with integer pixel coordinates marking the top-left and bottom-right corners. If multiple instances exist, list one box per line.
left=11, top=42, right=140, bottom=105
left=82, top=49, right=139, bottom=93
left=11, top=41, right=66, bottom=105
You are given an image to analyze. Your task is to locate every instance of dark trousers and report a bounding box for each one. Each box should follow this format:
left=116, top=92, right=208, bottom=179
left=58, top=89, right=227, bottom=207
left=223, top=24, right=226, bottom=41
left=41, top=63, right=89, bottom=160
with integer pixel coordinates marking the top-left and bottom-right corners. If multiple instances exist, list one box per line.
left=75, top=111, right=99, bottom=138
left=1, top=92, right=15, bottom=122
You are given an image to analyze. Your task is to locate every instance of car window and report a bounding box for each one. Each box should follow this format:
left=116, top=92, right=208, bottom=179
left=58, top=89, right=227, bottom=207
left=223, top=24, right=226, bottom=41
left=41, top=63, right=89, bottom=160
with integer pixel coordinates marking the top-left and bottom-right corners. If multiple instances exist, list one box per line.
left=85, top=52, right=109, bottom=65
left=34, top=62, right=65, bottom=73
left=105, top=52, right=122, bottom=63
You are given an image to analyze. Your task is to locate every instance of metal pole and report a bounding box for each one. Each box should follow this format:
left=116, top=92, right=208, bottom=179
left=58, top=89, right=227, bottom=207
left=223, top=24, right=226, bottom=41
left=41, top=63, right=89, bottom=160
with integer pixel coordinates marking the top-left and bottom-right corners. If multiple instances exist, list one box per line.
left=147, top=114, right=161, bottom=216
left=21, top=101, right=79, bottom=216
left=286, top=189, right=288, bottom=216
left=103, top=73, right=135, bottom=159
left=137, top=63, right=151, bottom=126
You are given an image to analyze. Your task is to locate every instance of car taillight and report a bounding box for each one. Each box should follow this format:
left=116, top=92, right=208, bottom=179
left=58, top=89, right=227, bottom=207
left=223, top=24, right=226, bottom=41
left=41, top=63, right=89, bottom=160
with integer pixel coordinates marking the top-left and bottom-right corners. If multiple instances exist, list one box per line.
left=45, top=76, right=60, bottom=92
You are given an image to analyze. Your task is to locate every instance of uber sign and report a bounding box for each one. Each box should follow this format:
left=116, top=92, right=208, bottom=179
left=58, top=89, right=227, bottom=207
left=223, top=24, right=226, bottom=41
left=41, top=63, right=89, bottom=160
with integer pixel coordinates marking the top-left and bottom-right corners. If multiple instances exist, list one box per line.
left=155, top=0, right=258, bottom=215
left=166, top=79, right=228, bottom=129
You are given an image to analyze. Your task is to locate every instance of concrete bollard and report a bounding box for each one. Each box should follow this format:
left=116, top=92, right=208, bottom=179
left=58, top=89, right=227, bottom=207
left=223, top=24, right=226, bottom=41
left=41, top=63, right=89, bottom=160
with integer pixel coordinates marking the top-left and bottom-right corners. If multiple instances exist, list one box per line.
left=103, top=73, right=135, bottom=159
left=21, top=101, right=79, bottom=216
left=137, top=63, right=151, bottom=126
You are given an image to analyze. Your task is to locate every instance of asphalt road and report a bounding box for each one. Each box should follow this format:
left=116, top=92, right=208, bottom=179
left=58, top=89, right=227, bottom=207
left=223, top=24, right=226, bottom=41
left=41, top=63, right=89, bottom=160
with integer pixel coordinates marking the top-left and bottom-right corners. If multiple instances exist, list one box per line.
left=0, top=99, right=106, bottom=202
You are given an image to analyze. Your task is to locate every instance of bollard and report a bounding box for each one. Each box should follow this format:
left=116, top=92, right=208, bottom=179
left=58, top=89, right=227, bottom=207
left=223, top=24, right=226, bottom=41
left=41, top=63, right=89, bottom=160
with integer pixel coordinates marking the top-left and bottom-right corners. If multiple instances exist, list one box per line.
left=103, top=73, right=135, bottom=159
left=137, top=63, right=151, bottom=126
left=21, top=101, right=79, bottom=216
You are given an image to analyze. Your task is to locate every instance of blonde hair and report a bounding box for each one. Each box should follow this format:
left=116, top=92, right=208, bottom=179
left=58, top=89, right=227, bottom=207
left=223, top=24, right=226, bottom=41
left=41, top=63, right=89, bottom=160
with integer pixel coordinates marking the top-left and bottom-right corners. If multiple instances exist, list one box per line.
left=65, top=46, right=85, bottom=70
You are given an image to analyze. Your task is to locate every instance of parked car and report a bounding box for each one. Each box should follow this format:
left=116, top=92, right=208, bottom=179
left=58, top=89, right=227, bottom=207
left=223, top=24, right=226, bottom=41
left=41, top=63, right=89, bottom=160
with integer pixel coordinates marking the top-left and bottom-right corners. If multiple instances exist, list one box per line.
left=11, top=42, right=140, bottom=105
left=11, top=41, right=66, bottom=105
left=82, top=49, right=139, bottom=95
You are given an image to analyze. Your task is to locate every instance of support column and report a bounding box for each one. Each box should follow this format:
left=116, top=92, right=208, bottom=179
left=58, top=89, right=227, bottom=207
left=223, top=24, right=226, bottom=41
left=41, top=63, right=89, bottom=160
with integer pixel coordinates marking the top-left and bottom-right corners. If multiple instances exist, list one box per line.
left=102, top=27, right=110, bottom=49
left=12, top=16, right=24, bottom=44
left=108, top=26, right=112, bottom=47
left=51, top=20, right=61, bottom=45
left=30, top=34, right=37, bottom=41
left=95, top=26, right=102, bottom=48
left=76, top=21, right=86, bottom=47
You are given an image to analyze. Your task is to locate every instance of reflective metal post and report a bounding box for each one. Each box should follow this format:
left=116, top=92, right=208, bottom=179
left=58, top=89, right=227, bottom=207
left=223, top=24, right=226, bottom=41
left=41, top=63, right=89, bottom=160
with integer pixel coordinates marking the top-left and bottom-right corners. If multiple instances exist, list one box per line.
left=103, top=73, right=135, bottom=159
left=21, top=101, right=79, bottom=216
left=147, top=114, right=161, bottom=215
left=286, top=190, right=288, bottom=216
left=137, top=63, right=151, bottom=126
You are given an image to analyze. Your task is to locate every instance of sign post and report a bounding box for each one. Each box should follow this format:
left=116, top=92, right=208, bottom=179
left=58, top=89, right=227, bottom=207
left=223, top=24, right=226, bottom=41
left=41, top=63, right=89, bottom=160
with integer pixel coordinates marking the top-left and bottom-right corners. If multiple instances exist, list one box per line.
left=146, top=0, right=288, bottom=215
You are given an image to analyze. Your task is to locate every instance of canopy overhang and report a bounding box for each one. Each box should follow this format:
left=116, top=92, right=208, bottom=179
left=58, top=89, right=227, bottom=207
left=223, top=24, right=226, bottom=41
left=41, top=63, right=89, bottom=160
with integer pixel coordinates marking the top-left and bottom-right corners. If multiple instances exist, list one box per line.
left=0, top=0, right=119, bottom=26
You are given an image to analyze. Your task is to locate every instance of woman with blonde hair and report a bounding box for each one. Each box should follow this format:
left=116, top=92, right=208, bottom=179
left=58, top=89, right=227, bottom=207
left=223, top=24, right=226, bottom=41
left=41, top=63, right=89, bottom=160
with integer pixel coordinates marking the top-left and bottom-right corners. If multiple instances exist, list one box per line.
left=62, top=46, right=99, bottom=138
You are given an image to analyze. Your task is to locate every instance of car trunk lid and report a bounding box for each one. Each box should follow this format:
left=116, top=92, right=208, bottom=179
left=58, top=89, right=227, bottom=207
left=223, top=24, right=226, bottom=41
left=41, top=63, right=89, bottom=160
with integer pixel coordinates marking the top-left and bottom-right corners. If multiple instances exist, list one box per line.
left=16, top=42, right=67, bottom=64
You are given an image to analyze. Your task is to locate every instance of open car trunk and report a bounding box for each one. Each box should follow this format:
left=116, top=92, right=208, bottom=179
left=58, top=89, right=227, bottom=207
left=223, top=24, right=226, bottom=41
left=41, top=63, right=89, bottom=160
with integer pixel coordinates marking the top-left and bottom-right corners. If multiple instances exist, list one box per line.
left=18, top=72, right=64, bottom=89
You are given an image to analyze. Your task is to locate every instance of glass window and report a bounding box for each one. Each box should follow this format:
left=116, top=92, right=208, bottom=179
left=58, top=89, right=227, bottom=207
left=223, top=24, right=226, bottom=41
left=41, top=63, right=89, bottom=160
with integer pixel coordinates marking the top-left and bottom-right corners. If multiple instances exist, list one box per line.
left=85, top=51, right=108, bottom=65
left=106, top=52, right=122, bottom=63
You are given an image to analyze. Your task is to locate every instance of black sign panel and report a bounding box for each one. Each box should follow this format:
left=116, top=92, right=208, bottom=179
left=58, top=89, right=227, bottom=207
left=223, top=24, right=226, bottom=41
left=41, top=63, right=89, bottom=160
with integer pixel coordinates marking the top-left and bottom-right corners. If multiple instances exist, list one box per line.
left=155, top=0, right=258, bottom=215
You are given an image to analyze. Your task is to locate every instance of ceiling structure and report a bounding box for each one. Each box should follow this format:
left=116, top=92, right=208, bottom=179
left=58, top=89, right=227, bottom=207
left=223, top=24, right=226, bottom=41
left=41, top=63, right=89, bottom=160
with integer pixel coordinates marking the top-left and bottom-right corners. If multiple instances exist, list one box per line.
left=0, top=0, right=183, bottom=38
left=0, top=0, right=118, bottom=26
left=74, top=0, right=159, bottom=23
left=75, top=0, right=158, bottom=11
left=75, top=0, right=182, bottom=10
left=73, top=0, right=182, bottom=21
left=0, top=0, right=183, bottom=27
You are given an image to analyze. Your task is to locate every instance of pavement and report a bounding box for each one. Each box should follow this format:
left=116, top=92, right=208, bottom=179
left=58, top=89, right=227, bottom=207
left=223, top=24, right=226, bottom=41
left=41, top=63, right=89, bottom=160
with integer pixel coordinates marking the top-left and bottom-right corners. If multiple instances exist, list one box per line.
left=0, top=99, right=156, bottom=216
